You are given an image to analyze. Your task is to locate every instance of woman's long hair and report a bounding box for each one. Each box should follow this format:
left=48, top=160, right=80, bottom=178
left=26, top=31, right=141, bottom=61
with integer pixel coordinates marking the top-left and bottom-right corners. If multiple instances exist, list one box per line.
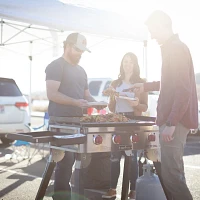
left=112, top=52, right=144, bottom=88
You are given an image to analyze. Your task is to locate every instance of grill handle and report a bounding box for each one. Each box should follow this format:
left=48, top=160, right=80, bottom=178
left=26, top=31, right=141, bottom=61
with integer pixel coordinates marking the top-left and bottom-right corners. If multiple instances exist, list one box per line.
left=52, top=133, right=86, bottom=146
left=133, top=116, right=156, bottom=122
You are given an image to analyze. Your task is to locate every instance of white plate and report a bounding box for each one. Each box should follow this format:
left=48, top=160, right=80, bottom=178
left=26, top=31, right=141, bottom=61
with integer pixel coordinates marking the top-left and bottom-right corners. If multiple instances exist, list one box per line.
left=87, top=102, right=108, bottom=106
left=118, top=96, right=137, bottom=101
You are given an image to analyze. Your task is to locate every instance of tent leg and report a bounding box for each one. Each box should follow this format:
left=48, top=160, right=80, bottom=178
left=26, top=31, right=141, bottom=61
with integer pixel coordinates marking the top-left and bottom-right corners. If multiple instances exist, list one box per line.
left=143, top=40, right=148, bottom=80
left=121, top=154, right=130, bottom=200
left=28, top=41, right=33, bottom=118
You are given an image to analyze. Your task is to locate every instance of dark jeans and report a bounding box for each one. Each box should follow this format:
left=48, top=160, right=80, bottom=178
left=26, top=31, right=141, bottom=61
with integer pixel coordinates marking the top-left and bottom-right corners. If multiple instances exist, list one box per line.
left=52, top=152, right=75, bottom=200
left=160, top=123, right=193, bottom=200
left=110, top=150, right=138, bottom=190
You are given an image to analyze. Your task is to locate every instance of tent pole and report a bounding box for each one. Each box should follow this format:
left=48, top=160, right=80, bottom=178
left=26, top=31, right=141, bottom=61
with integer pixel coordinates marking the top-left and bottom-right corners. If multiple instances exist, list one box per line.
left=50, top=31, right=59, bottom=57
left=1, top=19, right=3, bottom=45
left=29, top=41, right=33, bottom=115
left=143, top=40, right=148, bottom=80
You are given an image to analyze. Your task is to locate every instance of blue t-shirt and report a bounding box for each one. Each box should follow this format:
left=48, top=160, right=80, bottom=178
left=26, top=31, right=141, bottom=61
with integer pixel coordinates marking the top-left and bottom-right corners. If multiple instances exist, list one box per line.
left=45, top=57, right=88, bottom=117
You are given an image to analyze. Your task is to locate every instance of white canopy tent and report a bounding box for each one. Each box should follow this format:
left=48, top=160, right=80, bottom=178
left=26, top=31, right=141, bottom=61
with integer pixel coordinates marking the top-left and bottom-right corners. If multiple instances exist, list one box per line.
left=0, top=0, right=147, bottom=40
left=0, top=0, right=148, bottom=106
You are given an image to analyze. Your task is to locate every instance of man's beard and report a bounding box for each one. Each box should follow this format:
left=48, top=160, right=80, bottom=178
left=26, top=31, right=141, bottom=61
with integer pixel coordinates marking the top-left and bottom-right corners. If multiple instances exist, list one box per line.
left=69, top=51, right=81, bottom=65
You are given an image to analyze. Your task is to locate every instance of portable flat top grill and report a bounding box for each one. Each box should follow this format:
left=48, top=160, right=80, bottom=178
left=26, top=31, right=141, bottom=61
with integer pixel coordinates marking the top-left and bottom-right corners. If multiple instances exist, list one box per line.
left=48, top=115, right=156, bottom=126
left=7, top=115, right=166, bottom=200
left=8, top=116, right=157, bottom=153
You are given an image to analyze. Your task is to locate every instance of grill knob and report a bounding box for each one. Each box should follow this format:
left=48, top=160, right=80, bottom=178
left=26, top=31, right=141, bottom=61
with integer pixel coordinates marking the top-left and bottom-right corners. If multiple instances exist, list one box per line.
left=112, top=135, right=121, bottom=144
left=130, top=134, right=139, bottom=143
left=93, top=135, right=103, bottom=145
left=148, top=133, right=156, bottom=142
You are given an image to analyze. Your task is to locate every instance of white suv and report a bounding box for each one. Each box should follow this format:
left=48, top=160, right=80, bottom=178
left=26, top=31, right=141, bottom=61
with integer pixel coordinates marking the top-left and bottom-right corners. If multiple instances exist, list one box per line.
left=0, top=78, right=31, bottom=144
left=193, top=101, right=200, bottom=134
left=198, top=101, right=200, bottom=133
left=88, top=78, right=112, bottom=102
left=145, top=91, right=159, bottom=117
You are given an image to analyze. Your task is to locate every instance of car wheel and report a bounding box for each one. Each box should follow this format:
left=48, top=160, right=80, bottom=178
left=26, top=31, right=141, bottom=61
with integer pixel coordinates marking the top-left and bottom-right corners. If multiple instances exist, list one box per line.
left=189, top=129, right=200, bottom=135
left=1, top=137, right=14, bottom=145
left=193, top=128, right=200, bottom=135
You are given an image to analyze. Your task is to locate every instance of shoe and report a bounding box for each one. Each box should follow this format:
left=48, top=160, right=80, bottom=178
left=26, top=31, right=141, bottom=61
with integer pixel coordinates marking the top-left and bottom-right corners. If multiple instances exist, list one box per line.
left=128, top=190, right=136, bottom=200
left=102, top=188, right=116, bottom=199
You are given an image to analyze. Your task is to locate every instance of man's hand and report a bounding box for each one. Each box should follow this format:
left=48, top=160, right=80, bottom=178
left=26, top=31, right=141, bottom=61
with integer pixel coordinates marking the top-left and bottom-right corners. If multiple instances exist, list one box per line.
left=132, top=83, right=144, bottom=94
left=74, top=99, right=88, bottom=108
left=161, top=126, right=176, bottom=142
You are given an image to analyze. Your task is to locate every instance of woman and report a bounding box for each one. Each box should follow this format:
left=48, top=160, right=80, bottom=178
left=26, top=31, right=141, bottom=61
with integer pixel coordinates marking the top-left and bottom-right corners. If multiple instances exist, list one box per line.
left=102, top=52, right=148, bottom=199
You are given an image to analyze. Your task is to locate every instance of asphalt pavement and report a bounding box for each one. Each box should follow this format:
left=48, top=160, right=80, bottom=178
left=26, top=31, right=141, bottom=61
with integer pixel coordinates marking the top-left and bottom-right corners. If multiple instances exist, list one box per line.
left=0, top=116, right=200, bottom=200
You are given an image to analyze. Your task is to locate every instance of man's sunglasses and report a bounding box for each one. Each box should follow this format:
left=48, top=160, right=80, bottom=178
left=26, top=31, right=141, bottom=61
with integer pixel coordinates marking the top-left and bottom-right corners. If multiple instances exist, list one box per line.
left=72, top=45, right=84, bottom=53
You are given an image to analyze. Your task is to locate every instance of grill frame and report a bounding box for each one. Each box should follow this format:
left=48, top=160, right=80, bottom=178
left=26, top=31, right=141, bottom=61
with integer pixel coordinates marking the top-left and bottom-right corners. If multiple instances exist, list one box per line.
left=6, top=116, right=158, bottom=153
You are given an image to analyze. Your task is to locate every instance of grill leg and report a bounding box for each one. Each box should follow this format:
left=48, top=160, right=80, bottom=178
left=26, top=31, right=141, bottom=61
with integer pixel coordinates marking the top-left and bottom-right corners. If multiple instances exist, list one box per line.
left=35, top=155, right=56, bottom=200
left=153, top=162, right=172, bottom=200
left=71, top=154, right=84, bottom=200
left=121, top=154, right=131, bottom=200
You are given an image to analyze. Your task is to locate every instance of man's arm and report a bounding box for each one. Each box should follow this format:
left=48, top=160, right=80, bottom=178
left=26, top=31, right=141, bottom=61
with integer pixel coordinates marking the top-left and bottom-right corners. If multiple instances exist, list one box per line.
left=166, top=45, right=191, bottom=126
left=46, top=80, right=88, bottom=107
left=84, top=89, right=96, bottom=102
left=144, top=81, right=160, bottom=92
left=130, top=81, right=160, bottom=94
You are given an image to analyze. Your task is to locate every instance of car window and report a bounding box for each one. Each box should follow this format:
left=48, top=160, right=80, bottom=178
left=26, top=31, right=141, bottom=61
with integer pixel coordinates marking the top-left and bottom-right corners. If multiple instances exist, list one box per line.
left=104, top=81, right=111, bottom=90
left=103, top=81, right=111, bottom=96
left=195, top=73, right=200, bottom=85
left=0, top=81, right=22, bottom=96
left=88, top=81, right=102, bottom=96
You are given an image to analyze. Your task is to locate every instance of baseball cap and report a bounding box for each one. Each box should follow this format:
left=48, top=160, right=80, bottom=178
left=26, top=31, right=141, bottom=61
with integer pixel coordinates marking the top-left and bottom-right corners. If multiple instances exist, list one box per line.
left=145, top=10, right=172, bottom=27
left=65, top=32, right=91, bottom=53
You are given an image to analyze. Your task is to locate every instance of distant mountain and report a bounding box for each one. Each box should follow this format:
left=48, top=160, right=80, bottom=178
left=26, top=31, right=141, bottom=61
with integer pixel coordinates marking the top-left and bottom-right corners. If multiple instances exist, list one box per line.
left=31, top=91, right=47, bottom=100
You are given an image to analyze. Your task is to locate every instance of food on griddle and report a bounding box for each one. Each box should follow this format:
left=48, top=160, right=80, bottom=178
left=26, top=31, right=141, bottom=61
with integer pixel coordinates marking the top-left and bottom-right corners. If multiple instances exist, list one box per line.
left=102, top=87, right=119, bottom=97
left=80, top=113, right=129, bottom=123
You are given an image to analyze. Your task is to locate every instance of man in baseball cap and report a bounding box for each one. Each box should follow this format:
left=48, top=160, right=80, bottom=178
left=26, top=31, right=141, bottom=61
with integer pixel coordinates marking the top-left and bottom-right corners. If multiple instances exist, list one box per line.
left=45, top=32, right=94, bottom=200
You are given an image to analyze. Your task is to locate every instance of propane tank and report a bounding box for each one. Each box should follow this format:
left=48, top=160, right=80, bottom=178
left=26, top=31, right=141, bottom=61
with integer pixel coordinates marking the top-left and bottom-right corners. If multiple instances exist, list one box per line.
left=136, top=164, right=166, bottom=200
